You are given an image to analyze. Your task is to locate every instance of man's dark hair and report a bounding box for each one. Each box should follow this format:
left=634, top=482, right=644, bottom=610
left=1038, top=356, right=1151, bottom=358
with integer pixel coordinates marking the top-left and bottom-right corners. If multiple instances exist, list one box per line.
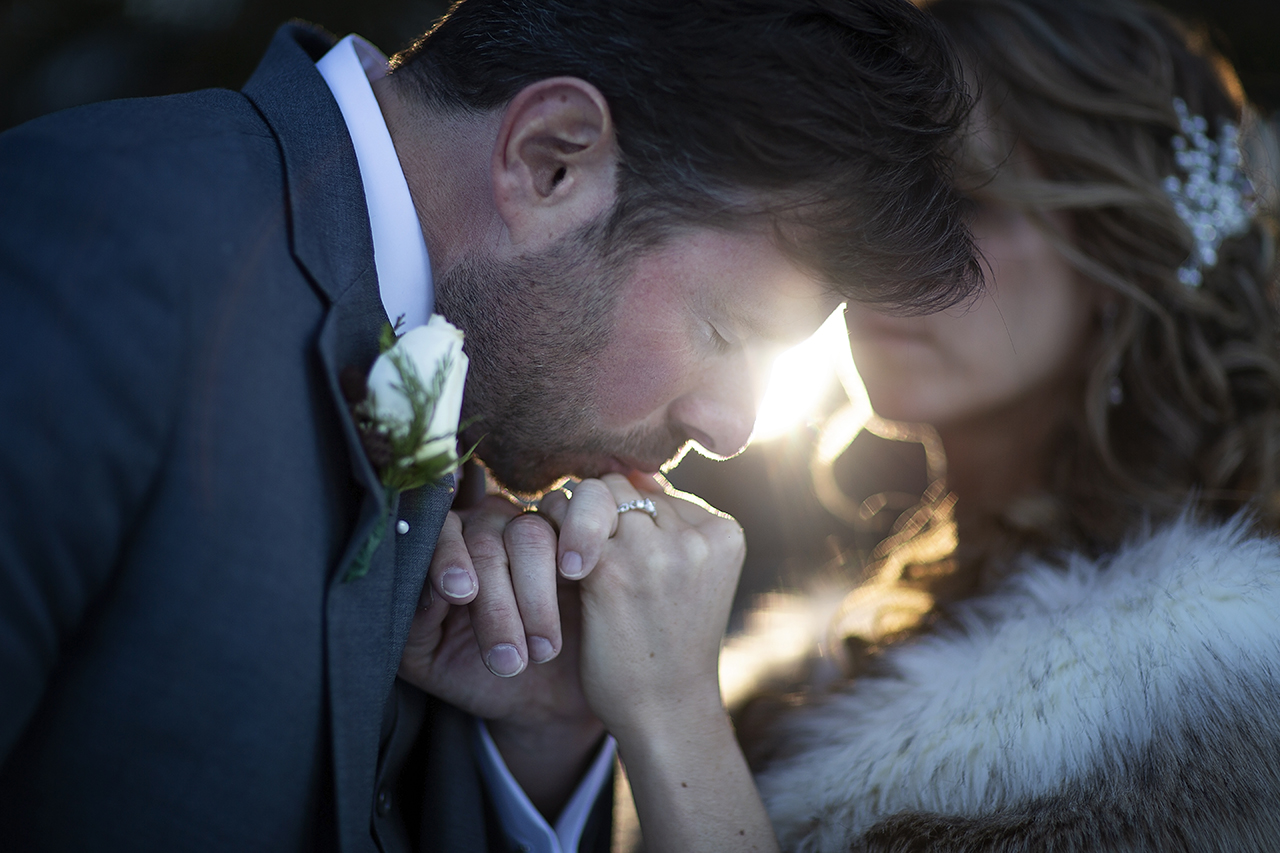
left=392, top=0, right=980, bottom=310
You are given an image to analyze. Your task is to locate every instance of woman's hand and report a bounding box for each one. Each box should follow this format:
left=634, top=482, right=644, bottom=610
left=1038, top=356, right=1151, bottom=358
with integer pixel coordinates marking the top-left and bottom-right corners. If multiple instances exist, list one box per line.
left=541, top=475, right=777, bottom=853
left=541, top=473, right=745, bottom=737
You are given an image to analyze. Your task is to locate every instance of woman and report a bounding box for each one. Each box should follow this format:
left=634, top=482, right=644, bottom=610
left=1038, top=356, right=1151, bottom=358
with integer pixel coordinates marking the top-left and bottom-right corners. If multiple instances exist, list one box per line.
left=568, top=0, right=1280, bottom=849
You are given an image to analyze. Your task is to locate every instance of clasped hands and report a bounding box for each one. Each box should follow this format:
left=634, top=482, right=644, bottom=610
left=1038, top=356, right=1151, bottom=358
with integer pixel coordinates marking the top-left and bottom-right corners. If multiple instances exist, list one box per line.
left=397, top=470, right=746, bottom=755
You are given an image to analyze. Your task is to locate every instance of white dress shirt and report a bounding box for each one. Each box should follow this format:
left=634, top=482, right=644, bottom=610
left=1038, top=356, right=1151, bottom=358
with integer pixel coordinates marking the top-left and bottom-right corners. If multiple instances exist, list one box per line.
left=316, top=35, right=433, bottom=331
left=476, top=719, right=617, bottom=853
left=316, top=35, right=616, bottom=853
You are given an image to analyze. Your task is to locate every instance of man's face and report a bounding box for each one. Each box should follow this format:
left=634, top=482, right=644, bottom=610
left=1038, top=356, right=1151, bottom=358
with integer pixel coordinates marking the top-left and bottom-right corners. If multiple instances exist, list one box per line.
left=437, top=222, right=836, bottom=495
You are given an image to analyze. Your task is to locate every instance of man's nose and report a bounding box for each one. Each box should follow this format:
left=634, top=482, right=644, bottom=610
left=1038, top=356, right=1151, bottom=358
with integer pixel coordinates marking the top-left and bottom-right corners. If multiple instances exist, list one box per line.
left=666, top=360, right=757, bottom=459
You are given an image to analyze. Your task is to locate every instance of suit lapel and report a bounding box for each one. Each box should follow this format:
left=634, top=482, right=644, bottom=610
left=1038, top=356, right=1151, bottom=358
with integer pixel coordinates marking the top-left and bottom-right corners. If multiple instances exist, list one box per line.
left=317, top=287, right=453, bottom=853
left=244, top=24, right=453, bottom=853
left=390, top=484, right=455, bottom=651
left=317, top=280, right=403, bottom=853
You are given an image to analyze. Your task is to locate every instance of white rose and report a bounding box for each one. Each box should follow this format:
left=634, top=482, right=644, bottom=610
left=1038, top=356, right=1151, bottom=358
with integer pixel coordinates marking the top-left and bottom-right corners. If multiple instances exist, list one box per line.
left=366, top=314, right=469, bottom=468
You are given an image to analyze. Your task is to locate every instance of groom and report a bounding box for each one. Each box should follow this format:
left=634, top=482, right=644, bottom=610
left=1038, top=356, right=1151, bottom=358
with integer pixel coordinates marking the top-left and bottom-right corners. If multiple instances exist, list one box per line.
left=0, top=0, right=975, bottom=851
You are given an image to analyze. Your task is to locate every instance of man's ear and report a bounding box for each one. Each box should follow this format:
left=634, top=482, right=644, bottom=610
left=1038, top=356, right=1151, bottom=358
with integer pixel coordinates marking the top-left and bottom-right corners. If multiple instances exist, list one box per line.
left=492, top=77, right=617, bottom=249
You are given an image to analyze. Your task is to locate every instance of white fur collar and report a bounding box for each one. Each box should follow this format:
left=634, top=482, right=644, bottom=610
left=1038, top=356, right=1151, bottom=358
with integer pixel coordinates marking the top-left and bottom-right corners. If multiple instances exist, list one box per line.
left=757, top=516, right=1280, bottom=852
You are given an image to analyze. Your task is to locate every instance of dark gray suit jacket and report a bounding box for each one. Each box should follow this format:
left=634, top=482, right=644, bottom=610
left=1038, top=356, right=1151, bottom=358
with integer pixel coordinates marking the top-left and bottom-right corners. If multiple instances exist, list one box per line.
left=0, top=22, right=552, bottom=853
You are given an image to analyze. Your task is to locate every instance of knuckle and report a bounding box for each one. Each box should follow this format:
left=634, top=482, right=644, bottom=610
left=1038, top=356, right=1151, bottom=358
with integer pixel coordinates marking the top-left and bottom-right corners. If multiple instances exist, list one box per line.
left=430, top=548, right=471, bottom=577
left=677, top=528, right=712, bottom=565
left=504, top=514, right=557, bottom=546
left=567, top=514, right=610, bottom=543
left=537, top=493, right=569, bottom=525
left=574, top=479, right=613, bottom=506
left=431, top=542, right=472, bottom=574
left=519, top=599, right=559, bottom=627
left=464, top=534, right=509, bottom=568
left=474, top=614, right=522, bottom=643
left=473, top=593, right=521, bottom=624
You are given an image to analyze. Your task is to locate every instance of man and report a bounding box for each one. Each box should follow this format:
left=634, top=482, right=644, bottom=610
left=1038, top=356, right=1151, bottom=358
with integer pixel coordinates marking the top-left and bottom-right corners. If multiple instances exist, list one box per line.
left=0, top=0, right=976, bottom=851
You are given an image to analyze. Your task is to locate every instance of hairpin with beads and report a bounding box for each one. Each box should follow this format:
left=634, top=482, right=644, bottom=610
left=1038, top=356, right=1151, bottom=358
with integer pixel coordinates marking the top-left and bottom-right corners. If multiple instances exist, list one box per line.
left=1161, top=97, right=1254, bottom=288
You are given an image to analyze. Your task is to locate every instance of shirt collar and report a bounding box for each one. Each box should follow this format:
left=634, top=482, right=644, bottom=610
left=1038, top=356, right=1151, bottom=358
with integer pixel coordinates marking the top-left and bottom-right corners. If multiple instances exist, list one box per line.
left=316, top=35, right=433, bottom=331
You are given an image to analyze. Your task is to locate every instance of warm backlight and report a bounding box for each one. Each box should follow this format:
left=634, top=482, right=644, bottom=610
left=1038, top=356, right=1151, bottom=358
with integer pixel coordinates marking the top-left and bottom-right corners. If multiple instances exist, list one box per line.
left=750, top=305, right=872, bottom=443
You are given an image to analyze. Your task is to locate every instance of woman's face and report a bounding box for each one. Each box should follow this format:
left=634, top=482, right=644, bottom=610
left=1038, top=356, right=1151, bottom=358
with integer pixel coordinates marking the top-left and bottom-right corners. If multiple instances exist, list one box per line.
left=846, top=199, right=1097, bottom=429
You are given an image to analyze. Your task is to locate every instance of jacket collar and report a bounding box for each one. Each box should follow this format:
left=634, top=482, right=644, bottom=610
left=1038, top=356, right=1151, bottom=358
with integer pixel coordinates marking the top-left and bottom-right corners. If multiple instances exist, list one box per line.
left=242, top=22, right=371, bottom=307
left=243, top=22, right=382, bottom=498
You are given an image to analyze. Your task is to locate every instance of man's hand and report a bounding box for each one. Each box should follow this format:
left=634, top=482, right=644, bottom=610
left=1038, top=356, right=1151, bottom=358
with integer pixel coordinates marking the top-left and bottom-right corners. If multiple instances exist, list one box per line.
left=426, top=497, right=561, bottom=677
left=399, top=498, right=575, bottom=706
left=405, top=475, right=656, bottom=682
left=397, top=495, right=610, bottom=817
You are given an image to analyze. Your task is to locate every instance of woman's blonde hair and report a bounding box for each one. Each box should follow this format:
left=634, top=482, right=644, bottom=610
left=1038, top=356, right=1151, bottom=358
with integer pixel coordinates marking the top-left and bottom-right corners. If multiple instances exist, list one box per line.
left=740, top=0, right=1280, bottom=739
left=916, top=0, right=1280, bottom=570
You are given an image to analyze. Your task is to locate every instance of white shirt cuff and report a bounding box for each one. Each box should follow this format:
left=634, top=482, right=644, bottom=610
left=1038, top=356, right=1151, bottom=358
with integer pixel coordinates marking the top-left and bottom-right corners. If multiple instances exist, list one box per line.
left=473, top=718, right=616, bottom=853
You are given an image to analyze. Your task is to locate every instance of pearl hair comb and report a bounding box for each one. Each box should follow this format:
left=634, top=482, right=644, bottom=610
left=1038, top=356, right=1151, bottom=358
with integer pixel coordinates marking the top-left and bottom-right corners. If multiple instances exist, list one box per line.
left=1162, top=98, right=1254, bottom=288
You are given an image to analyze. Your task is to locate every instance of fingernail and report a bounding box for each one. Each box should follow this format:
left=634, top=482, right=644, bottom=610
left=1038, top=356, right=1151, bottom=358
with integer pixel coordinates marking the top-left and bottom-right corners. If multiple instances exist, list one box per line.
left=441, top=567, right=476, bottom=599
left=486, top=644, right=525, bottom=677
left=561, top=551, right=584, bottom=579
left=528, top=636, right=557, bottom=663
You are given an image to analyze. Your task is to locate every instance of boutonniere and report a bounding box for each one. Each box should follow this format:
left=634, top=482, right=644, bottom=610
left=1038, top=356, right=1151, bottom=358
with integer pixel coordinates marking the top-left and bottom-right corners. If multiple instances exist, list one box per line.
left=340, top=314, right=474, bottom=581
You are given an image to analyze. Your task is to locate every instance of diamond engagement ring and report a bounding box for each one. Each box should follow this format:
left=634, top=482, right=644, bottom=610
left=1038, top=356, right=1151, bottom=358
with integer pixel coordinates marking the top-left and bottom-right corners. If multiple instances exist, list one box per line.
left=616, top=498, right=658, bottom=522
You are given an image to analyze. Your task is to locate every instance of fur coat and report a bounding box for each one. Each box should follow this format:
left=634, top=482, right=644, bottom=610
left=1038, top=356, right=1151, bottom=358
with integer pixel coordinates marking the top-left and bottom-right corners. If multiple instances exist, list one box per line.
left=755, top=516, right=1280, bottom=851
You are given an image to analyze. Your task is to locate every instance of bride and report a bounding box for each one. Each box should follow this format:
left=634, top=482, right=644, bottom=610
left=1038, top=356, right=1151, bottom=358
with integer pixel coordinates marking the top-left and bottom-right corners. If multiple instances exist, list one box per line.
left=408, top=0, right=1280, bottom=848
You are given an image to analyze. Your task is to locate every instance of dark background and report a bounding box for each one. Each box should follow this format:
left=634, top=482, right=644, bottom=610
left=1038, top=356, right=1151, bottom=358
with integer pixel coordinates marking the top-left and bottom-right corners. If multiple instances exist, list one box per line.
left=3, top=0, right=1276, bottom=133
left=3, top=0, right=1276, bottom=623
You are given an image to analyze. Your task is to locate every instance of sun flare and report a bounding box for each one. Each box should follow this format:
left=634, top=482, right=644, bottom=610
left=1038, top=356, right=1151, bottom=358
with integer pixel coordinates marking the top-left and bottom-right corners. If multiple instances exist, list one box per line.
left=750, top=305, right=872, bottom=443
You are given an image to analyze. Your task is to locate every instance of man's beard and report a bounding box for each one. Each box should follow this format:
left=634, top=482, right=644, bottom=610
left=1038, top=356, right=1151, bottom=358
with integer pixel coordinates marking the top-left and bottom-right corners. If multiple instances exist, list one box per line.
left=434, top=229, right=688, bottom=495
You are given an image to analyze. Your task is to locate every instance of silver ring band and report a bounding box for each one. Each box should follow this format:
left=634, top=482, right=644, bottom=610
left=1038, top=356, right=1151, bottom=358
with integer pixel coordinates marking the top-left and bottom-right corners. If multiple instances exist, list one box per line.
left=616, top=498, right=658, bottom=522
